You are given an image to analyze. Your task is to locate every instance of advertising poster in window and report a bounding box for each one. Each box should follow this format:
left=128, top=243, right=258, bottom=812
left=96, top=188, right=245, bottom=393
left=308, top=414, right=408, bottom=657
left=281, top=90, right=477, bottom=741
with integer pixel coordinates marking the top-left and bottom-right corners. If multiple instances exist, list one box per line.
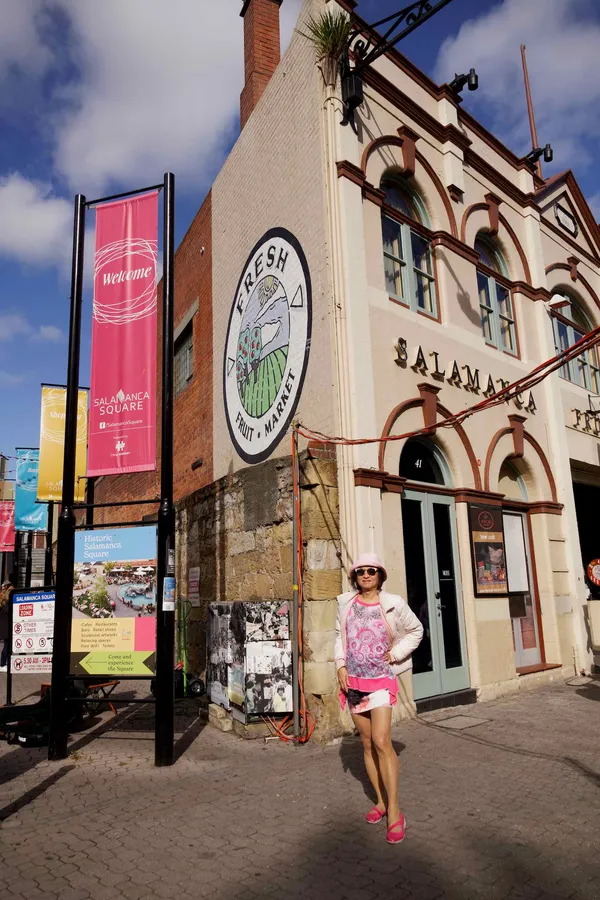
left=469, top=504, right=507, bottom=596
left=70, top=526, right=157, bottom=677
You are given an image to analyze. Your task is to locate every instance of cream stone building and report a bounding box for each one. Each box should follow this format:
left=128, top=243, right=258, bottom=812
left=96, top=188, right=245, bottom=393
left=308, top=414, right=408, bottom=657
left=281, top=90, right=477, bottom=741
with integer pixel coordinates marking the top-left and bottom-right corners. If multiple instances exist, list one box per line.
left=98, top=0, right=600, bottom=737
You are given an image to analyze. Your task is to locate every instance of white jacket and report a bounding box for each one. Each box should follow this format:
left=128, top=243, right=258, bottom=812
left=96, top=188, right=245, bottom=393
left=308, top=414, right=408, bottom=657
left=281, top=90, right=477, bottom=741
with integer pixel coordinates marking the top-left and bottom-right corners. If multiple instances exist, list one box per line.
left=334, top=590, right=424, bottom=677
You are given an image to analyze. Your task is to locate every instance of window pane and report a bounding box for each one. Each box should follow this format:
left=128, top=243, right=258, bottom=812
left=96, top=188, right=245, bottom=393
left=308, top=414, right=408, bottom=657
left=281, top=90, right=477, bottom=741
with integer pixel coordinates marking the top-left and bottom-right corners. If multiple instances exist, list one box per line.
left=481, top=307, right=493, bottom=342
left=384, top=255, right=404, bottom=298
left=555, top=320, right=570, bottom=380
left=382, top=182, right=414, bottom=219
left=496, top=285, right=512, bottom=319
left=174, top=326, right=194, bottom=396
left=382, top=216, right=403, bottom=259
left=411, top=231, right=432, bottom=275
left=415, top=273, right=435, bottom=314
left=499, top=316, right=515, bottom=353
left=477, top=272, right=492, bottom=310
left=570, top=327, right=586, bottom=387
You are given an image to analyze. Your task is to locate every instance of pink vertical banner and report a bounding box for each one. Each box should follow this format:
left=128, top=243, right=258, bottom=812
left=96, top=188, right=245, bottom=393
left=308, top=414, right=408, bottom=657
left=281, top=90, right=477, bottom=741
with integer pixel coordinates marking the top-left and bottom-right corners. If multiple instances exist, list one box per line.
left=88, top=191, right=159, bottom=476
left=0, top=500, right=15, bottom=551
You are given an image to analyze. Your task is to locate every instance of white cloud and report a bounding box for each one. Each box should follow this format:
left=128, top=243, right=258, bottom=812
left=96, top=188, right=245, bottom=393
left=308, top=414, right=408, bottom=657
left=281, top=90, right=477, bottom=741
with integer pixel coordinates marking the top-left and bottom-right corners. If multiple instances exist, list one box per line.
left=0, top=310, right=63, bottom=343
left=0, top=174, right=72, bottom=267
left=32, top=324, right=63, bottom=342
left=435, top=0, right=600, bottom=171
left=0, top=0, right=304, bottom=269
left=51, top=0, right=303, bottom=194
left=0, top=371, right=26, bottom=386
left=0, top=313, right=30, bottom=342
left=0, top=0, right=51, bottom=80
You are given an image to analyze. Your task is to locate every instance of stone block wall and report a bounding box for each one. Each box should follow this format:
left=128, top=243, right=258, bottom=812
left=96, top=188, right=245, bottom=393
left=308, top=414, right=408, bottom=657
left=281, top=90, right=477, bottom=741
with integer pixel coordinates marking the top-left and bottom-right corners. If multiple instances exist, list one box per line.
left=175, top=440, right=347, bottom=741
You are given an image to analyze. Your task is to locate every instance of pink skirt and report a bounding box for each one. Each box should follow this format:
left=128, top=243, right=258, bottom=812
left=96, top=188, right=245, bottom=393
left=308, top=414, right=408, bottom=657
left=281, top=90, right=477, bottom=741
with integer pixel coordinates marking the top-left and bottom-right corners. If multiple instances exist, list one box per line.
left=340, top=675, right=398, bottom=714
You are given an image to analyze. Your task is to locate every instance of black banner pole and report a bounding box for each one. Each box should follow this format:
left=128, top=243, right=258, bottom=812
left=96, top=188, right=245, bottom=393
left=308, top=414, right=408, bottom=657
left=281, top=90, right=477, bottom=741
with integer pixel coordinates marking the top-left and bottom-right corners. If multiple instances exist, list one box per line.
left=44, top=501, right=54, bottom=585
left=48, top=193, right=86, bottom=761
left=86, top=477, right=95, bottom=527
left=25, top=532, right=32, bottom=589
left=155, top=172, right=175, bottom=767
left=6, top=587, right=13, bottom=706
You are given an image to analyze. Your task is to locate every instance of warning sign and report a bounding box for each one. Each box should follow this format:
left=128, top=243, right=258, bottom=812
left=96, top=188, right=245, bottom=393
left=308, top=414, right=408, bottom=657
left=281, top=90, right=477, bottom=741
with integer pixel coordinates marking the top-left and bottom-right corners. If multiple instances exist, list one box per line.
left=10, top=589, right=55, bottom=674
left=10, top=655, right=53, bottom=674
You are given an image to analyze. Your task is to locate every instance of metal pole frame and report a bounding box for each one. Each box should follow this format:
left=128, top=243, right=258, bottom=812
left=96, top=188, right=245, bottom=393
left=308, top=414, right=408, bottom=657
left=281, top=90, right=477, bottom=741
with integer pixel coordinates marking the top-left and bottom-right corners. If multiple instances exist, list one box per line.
left=154, top=172, right=176, bottom=767
left=48, top=194, right=86, bottom=761
left=291, top=431, right=300, bottom=740
left=44, top=502, right=54, bottom=586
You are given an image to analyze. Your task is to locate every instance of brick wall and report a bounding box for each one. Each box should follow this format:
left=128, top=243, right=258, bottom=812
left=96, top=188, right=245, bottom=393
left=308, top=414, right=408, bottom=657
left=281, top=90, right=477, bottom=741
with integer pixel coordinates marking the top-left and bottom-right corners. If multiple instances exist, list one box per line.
left=240, top=0, right=282, bottom=129
left=94, top=192, right=213, bottom=523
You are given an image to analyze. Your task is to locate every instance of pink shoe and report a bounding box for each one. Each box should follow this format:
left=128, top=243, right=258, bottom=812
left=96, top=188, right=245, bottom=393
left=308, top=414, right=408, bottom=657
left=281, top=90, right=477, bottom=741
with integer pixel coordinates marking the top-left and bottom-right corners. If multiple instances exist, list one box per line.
left=386, top=814, right=406, bottom=844
left=365, top=806, right=385, bottom=824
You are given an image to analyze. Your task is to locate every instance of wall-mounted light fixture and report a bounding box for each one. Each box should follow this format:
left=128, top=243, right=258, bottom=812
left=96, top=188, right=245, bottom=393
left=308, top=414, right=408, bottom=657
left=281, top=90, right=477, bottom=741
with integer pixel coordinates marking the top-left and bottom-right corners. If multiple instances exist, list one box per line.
left=191, top=458, right=203, bottom=471
left=448, top=68, right=478, bottom=94
left=525, top=143, right=553, bottom=166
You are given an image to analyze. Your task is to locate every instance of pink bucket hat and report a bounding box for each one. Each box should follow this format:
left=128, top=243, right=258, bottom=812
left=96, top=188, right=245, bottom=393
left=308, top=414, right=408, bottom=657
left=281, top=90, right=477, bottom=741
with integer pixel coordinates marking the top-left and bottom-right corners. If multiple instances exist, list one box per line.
left=350, top=553, right=387, bottom=583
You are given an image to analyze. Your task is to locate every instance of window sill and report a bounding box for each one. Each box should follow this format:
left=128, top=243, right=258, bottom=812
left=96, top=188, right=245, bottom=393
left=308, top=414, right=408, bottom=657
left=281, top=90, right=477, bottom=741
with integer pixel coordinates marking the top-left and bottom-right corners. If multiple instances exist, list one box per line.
left=516, top=663, right=562, bottom=676
left=388, top=295, right=439, bottom=322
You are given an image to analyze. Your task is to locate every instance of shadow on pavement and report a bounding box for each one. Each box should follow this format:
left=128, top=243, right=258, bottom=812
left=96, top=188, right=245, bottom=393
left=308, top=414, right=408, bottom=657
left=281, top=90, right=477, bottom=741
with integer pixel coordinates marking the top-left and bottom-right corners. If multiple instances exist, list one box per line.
left=0, top=765, right=75, bottom=823
left=338, top=734, right=406, bottom=806
left=217, top=821, right=598, bottom=900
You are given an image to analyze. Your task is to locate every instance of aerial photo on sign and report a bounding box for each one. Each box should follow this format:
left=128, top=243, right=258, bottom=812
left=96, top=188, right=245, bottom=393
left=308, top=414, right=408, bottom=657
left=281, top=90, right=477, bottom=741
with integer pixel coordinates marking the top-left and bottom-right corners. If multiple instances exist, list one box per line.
left=70, top=525, right=157, bottom=677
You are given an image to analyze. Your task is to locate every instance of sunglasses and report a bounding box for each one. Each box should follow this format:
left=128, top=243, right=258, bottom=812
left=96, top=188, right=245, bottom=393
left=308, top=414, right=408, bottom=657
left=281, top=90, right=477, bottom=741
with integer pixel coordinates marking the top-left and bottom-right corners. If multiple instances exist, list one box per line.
left=355, top=567, right=379, bottom=577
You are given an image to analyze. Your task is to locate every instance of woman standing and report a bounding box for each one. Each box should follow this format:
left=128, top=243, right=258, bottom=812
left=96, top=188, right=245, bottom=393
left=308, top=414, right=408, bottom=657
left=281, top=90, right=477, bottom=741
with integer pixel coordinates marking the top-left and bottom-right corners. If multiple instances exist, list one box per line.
left=334, top=554, right=423, bottom=845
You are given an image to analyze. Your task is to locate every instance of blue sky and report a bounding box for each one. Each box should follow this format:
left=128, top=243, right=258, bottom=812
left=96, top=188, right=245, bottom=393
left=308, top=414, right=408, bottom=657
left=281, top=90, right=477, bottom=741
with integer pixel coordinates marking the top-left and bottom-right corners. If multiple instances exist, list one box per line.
left=1, top=0, right=599, bottom=472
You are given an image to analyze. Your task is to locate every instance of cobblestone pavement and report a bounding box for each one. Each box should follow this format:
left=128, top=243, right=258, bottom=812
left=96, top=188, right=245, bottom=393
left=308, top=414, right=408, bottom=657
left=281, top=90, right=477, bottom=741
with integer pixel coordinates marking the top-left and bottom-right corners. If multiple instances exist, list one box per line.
left=1, top=674, right=600, bottom=900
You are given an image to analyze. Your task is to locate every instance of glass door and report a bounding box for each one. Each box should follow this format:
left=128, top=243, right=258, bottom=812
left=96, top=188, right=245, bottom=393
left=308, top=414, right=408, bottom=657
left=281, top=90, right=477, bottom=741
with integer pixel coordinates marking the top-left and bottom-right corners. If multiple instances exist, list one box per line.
left=503, top=512, right=541, bottom=668
left=402, top=490, right=470, bottom=700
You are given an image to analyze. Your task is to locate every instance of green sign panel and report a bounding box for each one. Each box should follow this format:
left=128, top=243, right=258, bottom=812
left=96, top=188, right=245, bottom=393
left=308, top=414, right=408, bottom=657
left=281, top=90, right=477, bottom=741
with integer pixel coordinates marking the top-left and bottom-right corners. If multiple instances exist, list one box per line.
left=79, top=651, right=154, bottom=677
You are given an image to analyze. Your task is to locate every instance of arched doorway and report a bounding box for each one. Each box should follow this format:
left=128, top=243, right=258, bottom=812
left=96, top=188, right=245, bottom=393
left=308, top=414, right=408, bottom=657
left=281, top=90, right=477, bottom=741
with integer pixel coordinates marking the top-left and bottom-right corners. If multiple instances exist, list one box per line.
left=400, top=439, right=470, bottom=700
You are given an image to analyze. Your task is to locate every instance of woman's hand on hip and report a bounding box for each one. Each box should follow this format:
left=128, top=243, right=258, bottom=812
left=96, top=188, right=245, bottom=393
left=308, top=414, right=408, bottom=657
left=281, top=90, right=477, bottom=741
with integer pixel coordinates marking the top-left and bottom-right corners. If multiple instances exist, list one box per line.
left=337, top=666, right=349, bottom=692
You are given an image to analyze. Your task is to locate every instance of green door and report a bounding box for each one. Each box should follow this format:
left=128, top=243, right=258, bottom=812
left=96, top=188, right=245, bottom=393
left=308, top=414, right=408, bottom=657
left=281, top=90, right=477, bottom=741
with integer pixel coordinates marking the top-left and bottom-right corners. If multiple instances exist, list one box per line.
left=401, top=490, right=470, bottom=701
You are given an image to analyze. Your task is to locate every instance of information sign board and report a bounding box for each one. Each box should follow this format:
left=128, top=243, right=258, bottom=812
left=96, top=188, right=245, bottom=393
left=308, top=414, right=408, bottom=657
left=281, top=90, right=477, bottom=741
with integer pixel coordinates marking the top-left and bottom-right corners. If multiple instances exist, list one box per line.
left=10, top=588, right=55, bottom=674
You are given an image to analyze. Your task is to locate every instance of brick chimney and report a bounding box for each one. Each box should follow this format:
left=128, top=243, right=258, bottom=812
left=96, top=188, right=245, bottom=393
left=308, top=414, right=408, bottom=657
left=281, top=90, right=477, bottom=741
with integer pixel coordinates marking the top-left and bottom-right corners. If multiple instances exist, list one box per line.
left=240, top=0, right=283, bottom=129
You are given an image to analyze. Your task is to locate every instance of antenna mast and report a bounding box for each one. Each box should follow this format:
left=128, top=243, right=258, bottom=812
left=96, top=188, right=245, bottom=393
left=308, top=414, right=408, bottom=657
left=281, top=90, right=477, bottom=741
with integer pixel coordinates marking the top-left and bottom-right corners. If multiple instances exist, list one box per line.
left=520, top=44, right=542, bottom=179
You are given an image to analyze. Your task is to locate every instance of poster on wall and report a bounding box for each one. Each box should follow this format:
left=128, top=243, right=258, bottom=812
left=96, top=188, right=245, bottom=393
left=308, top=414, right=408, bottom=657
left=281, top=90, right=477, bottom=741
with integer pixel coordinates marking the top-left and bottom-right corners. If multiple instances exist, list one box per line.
left=223, top=228, right=312, bottom=464
left=0, top=500, right=15, bottom=551
left=15, top=449, right=47, bottom=532
left=70, top=525, right=157, bottom=676
left=38, top=386, right=88, bottom=503
left=469, top=504, right=507, bottom=596
left=88, top=191, right=158, bottom=477
left=10, top=588, right=55, bottom=674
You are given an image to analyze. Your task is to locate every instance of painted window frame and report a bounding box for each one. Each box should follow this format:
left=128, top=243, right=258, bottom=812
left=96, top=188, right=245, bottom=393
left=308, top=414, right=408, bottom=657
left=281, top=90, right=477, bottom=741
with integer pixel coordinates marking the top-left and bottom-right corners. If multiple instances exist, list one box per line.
left=475, top=236, right=517, bottom=357
left=551, top=296, right=600, bottom=394
left=380, top=179, right=438, bottom=319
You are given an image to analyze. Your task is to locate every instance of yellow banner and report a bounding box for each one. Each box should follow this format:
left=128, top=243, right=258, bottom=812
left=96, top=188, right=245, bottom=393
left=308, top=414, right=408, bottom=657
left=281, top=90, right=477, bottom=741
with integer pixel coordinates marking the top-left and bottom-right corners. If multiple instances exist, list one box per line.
left=38, top=386, right=88, bottom=502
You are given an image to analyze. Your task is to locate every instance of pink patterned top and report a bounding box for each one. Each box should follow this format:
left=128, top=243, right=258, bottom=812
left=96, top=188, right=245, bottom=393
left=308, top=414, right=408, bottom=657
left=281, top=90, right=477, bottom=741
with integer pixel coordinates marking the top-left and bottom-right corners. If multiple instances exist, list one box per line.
left=345, top=598, right=398, bottom=701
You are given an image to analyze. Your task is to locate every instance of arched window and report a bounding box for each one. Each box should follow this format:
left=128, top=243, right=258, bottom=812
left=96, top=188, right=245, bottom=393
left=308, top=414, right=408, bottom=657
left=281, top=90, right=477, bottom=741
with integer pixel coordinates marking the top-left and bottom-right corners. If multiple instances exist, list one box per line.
left=475, top=233, right=516, bottom=355
left=381, top=175, right=437, bottom=318
left=399, top=437, right=447, bottom=485
left=551, top=292, right=600, bottom=393
left=498, top=460, right=527, bottom=501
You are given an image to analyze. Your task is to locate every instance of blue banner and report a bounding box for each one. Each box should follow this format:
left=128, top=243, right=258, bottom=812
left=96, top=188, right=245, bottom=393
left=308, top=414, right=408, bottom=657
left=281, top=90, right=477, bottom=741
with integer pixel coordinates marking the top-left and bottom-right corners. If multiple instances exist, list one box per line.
left=15, top=449, right=48, bottom=532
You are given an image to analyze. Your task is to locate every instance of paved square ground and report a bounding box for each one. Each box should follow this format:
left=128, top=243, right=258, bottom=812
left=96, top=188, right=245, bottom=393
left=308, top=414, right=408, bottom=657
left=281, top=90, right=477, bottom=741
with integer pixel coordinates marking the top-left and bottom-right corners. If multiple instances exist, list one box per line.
left=1, top=674, right=599, bottom=900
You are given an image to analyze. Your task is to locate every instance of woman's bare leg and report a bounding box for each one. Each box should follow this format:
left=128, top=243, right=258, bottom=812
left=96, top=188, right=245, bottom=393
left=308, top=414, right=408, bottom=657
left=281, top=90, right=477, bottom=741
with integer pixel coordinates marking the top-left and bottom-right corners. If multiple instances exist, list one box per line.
left=370, top=706, right=400, bottom=822
left=352, top=711, right=386, bottom=811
